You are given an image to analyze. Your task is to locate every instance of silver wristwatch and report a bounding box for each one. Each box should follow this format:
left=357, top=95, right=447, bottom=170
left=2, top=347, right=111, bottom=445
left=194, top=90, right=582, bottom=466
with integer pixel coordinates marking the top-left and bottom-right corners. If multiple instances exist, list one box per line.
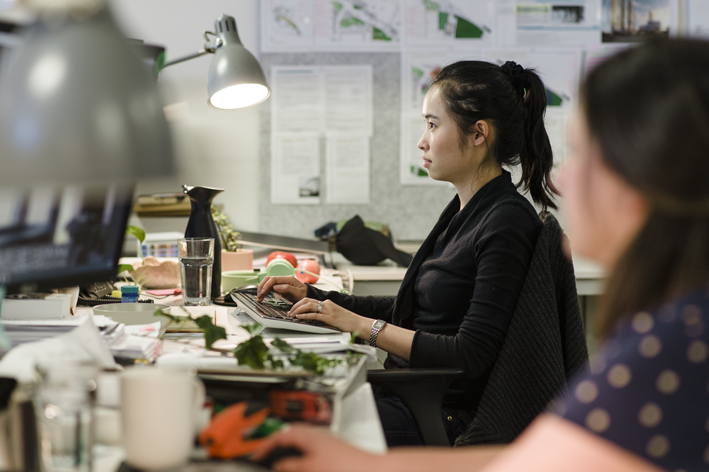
left=369, top=319, right=387, bottom=347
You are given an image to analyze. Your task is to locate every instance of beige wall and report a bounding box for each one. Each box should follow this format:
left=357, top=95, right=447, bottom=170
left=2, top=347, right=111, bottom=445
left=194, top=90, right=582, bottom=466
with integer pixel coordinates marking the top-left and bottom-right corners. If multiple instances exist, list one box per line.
left=111, top=0, right=262, bottom=233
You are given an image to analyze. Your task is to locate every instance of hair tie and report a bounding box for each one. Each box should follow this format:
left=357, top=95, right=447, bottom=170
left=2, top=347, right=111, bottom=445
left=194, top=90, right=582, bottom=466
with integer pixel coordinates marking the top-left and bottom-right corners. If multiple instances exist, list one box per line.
left=501, top=61, right=530, bottom=98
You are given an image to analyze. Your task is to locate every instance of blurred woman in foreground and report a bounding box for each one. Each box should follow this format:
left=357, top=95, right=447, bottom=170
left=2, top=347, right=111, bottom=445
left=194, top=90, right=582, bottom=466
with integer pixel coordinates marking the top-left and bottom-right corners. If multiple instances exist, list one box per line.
left=256, top=37, right=709, bottom=472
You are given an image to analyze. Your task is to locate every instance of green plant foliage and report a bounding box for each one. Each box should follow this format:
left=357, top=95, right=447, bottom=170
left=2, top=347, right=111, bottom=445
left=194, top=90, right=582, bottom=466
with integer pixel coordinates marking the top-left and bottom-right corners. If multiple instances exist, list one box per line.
left=234, top=335, right=269, bottom=370
left=234, top=323, right=357, bottom=375
left=211, top=206, right=241, bottom=252
left=194, top=315, right=227, bottom=350
left=156, top=311, right=227, bottom=350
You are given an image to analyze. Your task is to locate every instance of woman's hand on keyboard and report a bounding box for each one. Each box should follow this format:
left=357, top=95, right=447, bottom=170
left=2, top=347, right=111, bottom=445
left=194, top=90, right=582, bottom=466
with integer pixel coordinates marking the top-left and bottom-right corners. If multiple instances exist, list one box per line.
left=256, top=276, right=308, bottom=304
left=288, top=298, right=368, bottom=335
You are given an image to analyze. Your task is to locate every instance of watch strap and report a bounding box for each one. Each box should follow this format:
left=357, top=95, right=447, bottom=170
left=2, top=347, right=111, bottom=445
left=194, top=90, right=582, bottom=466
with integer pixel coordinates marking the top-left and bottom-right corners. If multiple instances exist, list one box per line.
left=369, top=319, right=387, bottom=347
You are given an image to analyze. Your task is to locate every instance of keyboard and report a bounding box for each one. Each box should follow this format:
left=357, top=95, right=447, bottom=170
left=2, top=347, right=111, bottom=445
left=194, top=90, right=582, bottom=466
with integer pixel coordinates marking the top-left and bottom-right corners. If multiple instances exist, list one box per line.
left=230, top=291, right=340, bottom=334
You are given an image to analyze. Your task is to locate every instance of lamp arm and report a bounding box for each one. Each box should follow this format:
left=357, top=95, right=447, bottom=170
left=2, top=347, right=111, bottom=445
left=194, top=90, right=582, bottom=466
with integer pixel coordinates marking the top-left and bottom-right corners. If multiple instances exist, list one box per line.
left=162, top=48, right=213, bottom=69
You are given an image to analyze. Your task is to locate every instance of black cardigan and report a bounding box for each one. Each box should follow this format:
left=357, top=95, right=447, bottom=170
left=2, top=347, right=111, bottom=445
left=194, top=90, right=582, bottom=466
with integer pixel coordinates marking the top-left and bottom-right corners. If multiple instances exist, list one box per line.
left=455, top=212, right=589, bottom=445
left=307, top=171, right=541, bottom=409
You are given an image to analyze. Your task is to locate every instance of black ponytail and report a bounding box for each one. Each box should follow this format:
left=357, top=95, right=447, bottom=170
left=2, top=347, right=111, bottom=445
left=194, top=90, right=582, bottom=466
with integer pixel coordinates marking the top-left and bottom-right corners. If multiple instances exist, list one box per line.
left=520, top=68, right=557, bottom=210
left=433, top=61, right=558, bottom=210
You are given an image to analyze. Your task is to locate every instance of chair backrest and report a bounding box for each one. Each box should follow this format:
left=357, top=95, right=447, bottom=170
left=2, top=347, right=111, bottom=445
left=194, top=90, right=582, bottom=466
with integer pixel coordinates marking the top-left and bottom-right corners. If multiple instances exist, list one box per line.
left=455, top=211, right=589, bottom=445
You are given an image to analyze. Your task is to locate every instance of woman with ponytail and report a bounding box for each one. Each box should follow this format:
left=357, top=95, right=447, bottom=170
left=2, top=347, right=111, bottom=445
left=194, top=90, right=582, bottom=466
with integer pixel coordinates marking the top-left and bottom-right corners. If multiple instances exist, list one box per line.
left=258, top=39, right=709, bottom=472
left=257, top=60, right=562, bottom=446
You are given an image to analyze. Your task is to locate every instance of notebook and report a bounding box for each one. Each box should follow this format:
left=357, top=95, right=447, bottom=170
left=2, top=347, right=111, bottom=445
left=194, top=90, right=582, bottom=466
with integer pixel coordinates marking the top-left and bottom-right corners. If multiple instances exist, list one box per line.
left=230, top=291, right=340, bottom=334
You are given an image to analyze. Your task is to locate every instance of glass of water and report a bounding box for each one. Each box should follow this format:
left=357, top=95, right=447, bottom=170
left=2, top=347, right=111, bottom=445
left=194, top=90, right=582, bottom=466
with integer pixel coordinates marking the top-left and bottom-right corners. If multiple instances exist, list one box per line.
left=36, top=357, right=98, bottom=472
left=177, top=237, right=214, bottom=306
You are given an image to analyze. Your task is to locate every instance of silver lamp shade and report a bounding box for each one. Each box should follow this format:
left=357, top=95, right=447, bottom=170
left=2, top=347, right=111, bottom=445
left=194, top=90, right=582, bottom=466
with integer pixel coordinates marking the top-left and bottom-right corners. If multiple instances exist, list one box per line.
left=207, top=14, right=270, bottom=110
left=0, top=7, right=174, bottom=186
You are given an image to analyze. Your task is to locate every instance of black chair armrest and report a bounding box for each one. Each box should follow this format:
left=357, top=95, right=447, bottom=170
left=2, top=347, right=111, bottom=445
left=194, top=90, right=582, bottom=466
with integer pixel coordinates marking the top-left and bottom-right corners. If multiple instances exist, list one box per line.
left=367, top=368, right=464, bottom=446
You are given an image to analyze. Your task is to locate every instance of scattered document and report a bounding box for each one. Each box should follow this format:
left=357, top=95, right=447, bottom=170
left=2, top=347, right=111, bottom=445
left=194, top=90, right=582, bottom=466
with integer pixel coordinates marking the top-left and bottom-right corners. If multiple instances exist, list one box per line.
left=272, top=66, right=373, bottom=136
left=405, top=0, right=495, bottom=47
left=326, top=136, right=371, bottom=204
left=313, top=0, right=402, bottom=51
left=324, top=66, right=373, bottom=136
left=261, top=0, right=315, bottom=52
left=271, top=67, right=325, bottom=134
left=496, top=0, right=602, bottom=47
left=271, top=134, right=321, bottom=204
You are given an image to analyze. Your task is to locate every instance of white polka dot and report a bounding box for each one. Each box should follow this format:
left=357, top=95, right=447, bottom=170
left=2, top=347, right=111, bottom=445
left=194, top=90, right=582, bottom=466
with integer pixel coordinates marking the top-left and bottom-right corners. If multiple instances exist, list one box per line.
left=638, top=402, right=663, bottom=428
left=657, top=304, right=677, bottom=323
left=646, top=435, right=671, bottom=458
left=607, top=364, right=632, bottom=388
left=585, top=408, right=610, bottom=433
left=575, top=380, right=599, bottom=404
left=657, top=370, right=681, bottom=395
left=639, top=335, right=663, bottom=358
left=686, top=322, right=704, bottom=338
left=688, top=340, right=709, bottom=364
left=632, top=312, right=654, bottom=334
left=589, top=354, right=607, bottom=375
left=682, top=305, right=703, bottom=325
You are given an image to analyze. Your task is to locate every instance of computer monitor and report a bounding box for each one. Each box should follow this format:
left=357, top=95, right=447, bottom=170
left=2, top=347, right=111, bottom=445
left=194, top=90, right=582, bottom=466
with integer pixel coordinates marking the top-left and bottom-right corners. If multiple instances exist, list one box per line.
left=0, top=183, right=133, bottom=294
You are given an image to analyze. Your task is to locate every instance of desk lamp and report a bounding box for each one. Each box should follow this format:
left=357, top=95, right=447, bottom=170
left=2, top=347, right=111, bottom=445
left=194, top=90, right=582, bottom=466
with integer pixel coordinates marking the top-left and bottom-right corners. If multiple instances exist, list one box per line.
left=0, top=0, right=175, bottom=341
left=161, top=14, right=270, bottom=110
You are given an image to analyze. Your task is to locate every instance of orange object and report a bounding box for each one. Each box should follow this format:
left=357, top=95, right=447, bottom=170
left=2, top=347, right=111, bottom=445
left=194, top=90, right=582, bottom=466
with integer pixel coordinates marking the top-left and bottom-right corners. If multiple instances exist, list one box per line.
left=270, top=390, right=331, bottom=424
left=198, top=402, right=271, bottom=459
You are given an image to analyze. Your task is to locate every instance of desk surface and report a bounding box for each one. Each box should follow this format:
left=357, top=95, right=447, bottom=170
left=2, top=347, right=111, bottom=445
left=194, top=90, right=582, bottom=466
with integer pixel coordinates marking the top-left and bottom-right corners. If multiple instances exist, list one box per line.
left=332, top=253, right=606, bottom=296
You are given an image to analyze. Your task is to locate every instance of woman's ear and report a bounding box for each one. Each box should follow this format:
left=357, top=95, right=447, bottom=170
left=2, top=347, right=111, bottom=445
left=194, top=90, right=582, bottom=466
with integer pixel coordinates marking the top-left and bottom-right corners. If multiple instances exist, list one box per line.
left=471, top=120, right=490, bottom=147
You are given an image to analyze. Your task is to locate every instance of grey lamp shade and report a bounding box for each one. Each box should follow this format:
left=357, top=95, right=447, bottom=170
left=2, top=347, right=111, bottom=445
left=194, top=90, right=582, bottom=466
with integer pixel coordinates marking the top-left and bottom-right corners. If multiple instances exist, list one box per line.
left=0, top=8, right=174, bottom=186
left=207, top=15, right=270, bottom=110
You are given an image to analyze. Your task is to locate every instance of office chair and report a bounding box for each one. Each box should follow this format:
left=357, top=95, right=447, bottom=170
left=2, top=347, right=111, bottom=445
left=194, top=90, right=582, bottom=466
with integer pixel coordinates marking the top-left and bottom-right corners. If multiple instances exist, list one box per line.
left=367, top=367, right=463, bottom=446
left=368, top=212, right=588, bottom=447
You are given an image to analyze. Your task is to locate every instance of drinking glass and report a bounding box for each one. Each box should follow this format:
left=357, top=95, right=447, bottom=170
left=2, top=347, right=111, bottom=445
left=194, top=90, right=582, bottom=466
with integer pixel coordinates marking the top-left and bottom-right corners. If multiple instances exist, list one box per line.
left=35, top=359, right=97, bottom=472
left=177, top=237, right=215, bottom=306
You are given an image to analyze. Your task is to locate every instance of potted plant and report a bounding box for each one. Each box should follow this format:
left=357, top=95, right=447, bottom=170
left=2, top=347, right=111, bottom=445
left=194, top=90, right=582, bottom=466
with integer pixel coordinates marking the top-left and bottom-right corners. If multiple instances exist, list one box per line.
left=212, top=206, right=253, bottom=271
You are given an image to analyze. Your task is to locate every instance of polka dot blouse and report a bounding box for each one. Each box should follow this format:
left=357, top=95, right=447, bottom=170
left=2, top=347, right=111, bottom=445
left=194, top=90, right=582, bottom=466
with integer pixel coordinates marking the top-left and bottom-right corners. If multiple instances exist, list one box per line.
left=558, top=288, right=709, bottom=471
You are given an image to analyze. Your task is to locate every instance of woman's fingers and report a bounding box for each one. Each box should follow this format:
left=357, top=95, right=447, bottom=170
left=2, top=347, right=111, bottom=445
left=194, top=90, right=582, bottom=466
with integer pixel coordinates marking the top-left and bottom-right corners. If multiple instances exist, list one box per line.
left=288, top=298, right=324, bottom=317
left=257, top=276, right=306, bottom=303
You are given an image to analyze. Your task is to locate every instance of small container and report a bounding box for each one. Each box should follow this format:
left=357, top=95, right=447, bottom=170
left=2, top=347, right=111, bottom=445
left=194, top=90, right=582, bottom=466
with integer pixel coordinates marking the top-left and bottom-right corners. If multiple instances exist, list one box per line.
left=121, top=285, right=139, bottom=303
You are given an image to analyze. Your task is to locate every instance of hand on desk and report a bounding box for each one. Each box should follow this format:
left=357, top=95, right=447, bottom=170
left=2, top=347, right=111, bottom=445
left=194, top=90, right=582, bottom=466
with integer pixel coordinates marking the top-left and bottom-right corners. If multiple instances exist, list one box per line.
left=257, top=276, right=308, bottom=304
left=254, top=425, right=377, bottom=472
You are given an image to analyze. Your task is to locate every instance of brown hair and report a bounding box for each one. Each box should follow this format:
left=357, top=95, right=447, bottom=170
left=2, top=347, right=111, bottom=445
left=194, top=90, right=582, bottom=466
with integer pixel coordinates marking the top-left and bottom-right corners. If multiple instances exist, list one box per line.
left=582, top=38, right=709, bottom=336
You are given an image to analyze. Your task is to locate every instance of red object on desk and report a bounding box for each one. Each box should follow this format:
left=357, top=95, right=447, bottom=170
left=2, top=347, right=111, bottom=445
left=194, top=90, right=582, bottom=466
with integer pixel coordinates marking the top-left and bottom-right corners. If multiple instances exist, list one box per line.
left=199, top=402, right=270, bottom=459
left=145, top=288, right=182, bottom=296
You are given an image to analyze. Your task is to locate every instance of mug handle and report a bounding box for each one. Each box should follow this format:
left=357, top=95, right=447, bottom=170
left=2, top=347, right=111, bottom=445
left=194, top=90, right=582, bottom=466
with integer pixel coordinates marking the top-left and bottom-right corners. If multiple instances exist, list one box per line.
left=192, top=376, right=210, bottom=435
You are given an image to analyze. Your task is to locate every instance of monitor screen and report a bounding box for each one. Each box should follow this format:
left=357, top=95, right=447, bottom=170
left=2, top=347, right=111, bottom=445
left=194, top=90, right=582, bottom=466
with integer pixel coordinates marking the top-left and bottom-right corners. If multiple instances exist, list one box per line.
left=0, top=183, right=132, bottom=293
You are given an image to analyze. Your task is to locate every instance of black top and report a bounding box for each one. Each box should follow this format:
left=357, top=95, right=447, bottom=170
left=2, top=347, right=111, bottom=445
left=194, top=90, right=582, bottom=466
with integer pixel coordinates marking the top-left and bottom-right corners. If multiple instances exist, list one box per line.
left=308, top=171, right=541, bottom=409
left=558, top=286, right=709, bottom=471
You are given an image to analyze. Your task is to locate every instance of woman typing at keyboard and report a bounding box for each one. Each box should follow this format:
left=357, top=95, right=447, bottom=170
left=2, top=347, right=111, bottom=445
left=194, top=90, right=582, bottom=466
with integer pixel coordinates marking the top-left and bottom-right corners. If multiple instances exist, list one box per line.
left=258, top=59, right=561, bottom=446
left=256, top=38, right=709, bottom=472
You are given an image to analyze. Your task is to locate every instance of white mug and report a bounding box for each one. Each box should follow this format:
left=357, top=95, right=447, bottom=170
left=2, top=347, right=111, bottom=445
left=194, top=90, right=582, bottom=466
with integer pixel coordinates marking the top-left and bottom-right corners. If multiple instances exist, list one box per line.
left=121, top=367, right=206, bottom=471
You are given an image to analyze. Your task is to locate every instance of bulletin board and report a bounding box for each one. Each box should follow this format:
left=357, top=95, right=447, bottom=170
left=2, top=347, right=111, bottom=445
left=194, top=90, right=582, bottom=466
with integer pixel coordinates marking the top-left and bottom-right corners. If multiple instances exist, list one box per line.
left=257, top=0, right=691, bottom=242
left=258, top=52, right=456, bottom=242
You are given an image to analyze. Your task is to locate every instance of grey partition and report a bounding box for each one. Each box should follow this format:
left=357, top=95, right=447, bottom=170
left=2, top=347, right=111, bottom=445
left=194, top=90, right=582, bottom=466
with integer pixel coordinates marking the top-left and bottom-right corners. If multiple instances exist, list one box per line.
left=258, top=53, right=456, bottom=243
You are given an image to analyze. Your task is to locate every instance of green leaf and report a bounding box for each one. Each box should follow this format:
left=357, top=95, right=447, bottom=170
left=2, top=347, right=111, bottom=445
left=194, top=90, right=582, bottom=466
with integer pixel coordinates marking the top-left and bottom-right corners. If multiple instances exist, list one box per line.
left=271, top=338, right=295, bottom=354
left=241, top=323, right=263, bottom=336
left=116, top=264, right=134, bottom=276
left=234, top=335, right=269, bottom=370
left=126, top=225, right=146, bottom=260
left=349, top=331, right=359, bottom=344
left=194, top=315, right=227, bottom=350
